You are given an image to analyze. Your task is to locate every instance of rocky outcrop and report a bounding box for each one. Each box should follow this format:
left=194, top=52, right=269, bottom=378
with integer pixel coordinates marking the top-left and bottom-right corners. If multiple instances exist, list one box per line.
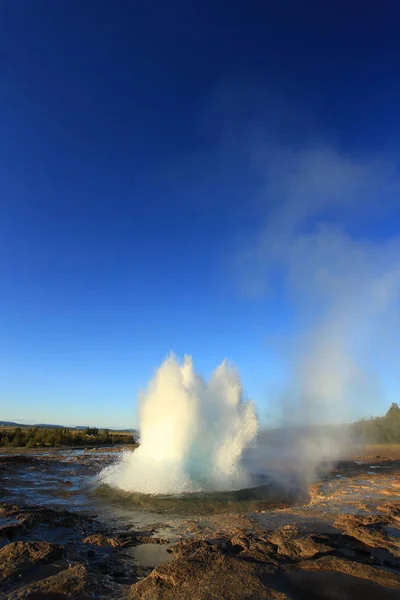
left=6, top=563, right=96, bottom=600
left=334, top=513, right=400, bottom=557
left=82, top=532, right=169, bottom=549
left=0, top=541, right=64, bottom=581
left=129, top=538, right=279, bottom=600
left=268, top=524, right=334, bottom=559
left=0, top=501, right=95, bottom=540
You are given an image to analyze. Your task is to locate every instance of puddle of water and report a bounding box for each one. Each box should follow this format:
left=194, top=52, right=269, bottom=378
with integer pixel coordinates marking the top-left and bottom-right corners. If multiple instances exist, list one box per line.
left=275, top=569, right=397, bottom=599
left=30, top=525, right=80, bottom=544
left=386, top=526, right=400, bottom=539
left=130, top=543, right=174, bottom=568
left=370, top=547, right=399, bottom=567
left=152, top=526, right=180, bottom=543
left=16, top=562, right=66, bottom=586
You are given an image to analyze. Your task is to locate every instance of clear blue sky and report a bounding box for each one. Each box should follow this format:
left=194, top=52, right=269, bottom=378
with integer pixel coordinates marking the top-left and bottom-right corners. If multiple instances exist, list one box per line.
left=1, top=1, right=400, bottom=427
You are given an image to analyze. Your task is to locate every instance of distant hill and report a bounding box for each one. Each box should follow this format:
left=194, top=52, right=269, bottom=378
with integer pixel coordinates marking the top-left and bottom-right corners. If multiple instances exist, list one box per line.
left=30, top=423, right=66, bottom=429
left=0, top=421, right=66, bottom=428
left=0, top=420, right=136, bottom=432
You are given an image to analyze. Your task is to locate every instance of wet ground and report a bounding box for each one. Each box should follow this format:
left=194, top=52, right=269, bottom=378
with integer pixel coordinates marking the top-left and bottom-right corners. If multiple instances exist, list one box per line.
left=2, top=446, right=399, bottom=534
left=1, top=446, right=400, bottom=598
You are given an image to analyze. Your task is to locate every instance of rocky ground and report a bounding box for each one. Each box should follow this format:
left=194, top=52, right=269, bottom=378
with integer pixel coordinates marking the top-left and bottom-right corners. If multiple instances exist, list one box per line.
left=1, top=449, right=400, bottom=599
left=1, top=499, right=400, bottom=599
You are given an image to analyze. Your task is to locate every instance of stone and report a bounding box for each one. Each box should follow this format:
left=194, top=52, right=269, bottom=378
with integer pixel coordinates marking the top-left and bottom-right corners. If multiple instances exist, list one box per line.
left=0, top=541, right=64, bottom=581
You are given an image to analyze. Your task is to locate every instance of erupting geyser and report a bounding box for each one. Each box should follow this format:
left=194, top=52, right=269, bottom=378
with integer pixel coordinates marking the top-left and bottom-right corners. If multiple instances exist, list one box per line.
left=101, top=355, right=258, bottom=494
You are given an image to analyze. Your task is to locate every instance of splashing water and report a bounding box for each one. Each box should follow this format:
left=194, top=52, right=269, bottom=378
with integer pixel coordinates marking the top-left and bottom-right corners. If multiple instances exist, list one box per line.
left=100, top=355, right=258, bottom=495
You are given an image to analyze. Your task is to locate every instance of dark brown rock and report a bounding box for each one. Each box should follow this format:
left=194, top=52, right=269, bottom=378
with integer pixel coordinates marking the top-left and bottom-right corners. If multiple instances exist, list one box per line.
left=0, top=541, right=64, bottom=581
left=83, top=532, right=169, bottom=548
left=1, top=502, right=94, bottom=532
left=293, top=554, right=400, bottom=588
left=6, top=563, right=99, bottom=600
left=132, top=534, right=170, bottom=545
left=128, top=539, right=278, bottom=600
left=128, top=517, right=400, bottom=600
left=269, top=524, right=334, bottom=560
left=334, top=514, right=400, bottom=557
left=82, top=533, right=119, bottom=547
left=276, top=569, right=400, bottom=600
left=0, top=520, right=27, bottom=540
left=377, top=502, right=400, bottom=525
left=82, top=533, right=131, bottom=548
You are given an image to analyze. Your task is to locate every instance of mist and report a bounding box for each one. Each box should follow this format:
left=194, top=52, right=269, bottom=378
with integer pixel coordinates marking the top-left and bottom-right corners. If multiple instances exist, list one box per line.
left=235, top=140, right=400, bottom=479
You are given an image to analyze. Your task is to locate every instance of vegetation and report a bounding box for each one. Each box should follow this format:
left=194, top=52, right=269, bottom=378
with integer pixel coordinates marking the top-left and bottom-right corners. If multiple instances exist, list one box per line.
left=1, top=403, right=399, bottom=449
left=0, top=426, right=135, bottom=448
left=352, top=403, right=400, bottom=444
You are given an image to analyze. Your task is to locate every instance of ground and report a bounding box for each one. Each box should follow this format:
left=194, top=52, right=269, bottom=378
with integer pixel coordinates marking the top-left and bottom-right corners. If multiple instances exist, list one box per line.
left=0, top=445, right=399, bottom=599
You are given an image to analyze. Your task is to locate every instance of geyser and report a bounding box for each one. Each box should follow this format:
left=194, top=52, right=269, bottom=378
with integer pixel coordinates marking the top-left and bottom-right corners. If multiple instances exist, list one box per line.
left=101, top=354, right=258, bottom=495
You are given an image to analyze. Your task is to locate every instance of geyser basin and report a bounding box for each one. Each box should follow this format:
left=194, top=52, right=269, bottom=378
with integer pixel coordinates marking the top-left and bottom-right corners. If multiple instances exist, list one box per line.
left=100, top=355, right=258, bottom=495
left=94, top=479, right=304, bottom=515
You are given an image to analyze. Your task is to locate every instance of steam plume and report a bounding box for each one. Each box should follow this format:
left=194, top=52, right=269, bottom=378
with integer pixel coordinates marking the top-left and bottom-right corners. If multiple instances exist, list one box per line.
left=236, top=143, right=400, bottom=475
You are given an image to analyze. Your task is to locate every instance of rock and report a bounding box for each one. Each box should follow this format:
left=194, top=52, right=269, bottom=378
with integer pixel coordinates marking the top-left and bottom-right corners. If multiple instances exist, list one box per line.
left=0, top=503, right=21, bottom=515
left=2, top=497, right=400, bottom=599
left=334, top=514, right=400, bottom=557
left=377, top=503, right=400, bottom=525
left=128, top=516, right=400, bottom=600
left=82, top=533, right=114, bottom=547
left=83, top=531, right=169, bottom=548
left=276, top=569, right=400, bottom=600
left=293, top=555, right=400, bottom=588
left=0, top=521, right=27, bottom=540
left=0, top=505, right=27, bottom=540
left=0, top=502, right=98, bottom=546
left=82, top=533, right=131, bottom=548
left=6, top=563, right=98, bottom=600
left=132, top=534, right=170, bottom=545
left=128, top=539, right=278, bottom=600
left=0, top=502, right=93, bottom=531
left=0, top=541, right=64, bottom=581
left=269, top=524, right=334, bottom=560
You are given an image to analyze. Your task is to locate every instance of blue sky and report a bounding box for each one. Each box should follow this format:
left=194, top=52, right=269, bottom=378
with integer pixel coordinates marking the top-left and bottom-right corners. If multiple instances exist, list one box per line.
left=1, top=2, right=400, bottom=427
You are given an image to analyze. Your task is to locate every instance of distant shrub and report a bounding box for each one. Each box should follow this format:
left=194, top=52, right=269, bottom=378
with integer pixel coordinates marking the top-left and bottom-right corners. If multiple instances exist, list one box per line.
left=85, top=427, right=99, bottom=437
left=352, top=403, right=400, bottom=444
left=0, top=426, right=135, bottom=448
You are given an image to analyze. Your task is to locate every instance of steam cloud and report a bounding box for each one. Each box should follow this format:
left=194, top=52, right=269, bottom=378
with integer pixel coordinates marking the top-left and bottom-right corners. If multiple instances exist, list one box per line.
left=235, top=143, right=400, bottom=475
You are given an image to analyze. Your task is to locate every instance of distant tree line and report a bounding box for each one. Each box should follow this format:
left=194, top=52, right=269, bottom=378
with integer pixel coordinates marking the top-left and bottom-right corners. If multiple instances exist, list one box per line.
left=351, top=402, right=400, bottom=444
left=0, top=426, right=136, bottom=448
